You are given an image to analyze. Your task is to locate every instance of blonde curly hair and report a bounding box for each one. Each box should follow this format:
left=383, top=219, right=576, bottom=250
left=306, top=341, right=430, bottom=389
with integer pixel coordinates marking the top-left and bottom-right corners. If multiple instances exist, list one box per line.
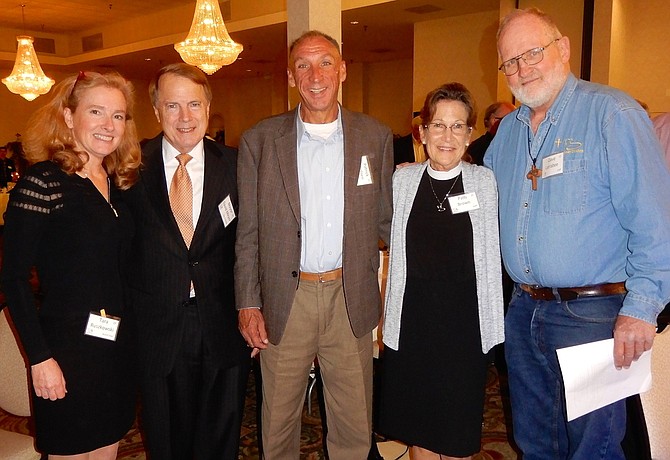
left=23, top=71, right=141, bottom=190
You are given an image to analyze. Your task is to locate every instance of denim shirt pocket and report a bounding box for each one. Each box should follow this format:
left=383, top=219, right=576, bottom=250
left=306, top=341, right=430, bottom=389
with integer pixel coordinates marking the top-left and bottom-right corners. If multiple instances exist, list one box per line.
left=542, top=158, right=587, bottom=215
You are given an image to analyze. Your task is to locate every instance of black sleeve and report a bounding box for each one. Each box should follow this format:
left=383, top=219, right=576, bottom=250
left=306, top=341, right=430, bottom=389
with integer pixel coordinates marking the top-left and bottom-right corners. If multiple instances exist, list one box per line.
left=1, top=164, right=61, bottom=364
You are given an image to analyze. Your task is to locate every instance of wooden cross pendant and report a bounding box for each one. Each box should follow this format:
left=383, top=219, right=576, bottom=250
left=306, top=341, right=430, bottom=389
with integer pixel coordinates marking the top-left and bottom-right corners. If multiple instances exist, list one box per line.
left=526, top=164, right=542, bottom=191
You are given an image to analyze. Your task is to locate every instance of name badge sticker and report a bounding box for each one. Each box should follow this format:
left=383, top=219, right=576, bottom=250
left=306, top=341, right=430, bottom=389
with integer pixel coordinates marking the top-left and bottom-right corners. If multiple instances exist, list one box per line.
left=357, top=155, right=374, bottom=186
left=218, top=195, right=236, bottom=227
left=448, top=192, right=480, bottom=214
left=542, top=152, right=564, bottom=178
left=84, top=310, right=120, bottom=341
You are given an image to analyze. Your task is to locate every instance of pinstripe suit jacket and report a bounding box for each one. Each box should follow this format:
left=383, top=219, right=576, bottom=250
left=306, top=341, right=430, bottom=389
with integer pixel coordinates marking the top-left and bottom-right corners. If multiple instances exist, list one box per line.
left=234, top=107, right=394, bottom=344
left=125, top=134, right=247, bottom=377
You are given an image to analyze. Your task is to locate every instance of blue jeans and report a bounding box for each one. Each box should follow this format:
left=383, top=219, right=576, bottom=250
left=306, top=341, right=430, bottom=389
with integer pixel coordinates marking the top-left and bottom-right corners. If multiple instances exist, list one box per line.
left=505, top=286, right=626, bottom=460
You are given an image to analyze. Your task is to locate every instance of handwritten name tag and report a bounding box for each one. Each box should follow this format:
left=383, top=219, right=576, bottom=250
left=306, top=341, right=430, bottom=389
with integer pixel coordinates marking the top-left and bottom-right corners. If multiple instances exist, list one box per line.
left=357, top=155, right=373, bottom=186
left=542, top=152, right=564, bottom=178
left=84, top=311, right=120, bottom=341
left=218, top=195, right=236, bottom=227
left=448, top=192, right=480, bottom=214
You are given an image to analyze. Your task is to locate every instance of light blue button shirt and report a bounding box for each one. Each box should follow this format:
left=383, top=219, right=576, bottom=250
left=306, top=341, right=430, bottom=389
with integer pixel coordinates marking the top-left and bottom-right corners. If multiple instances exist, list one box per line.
left=296, top=109, right=345, bottom=273
left=485, top=73, right=670, bottom=323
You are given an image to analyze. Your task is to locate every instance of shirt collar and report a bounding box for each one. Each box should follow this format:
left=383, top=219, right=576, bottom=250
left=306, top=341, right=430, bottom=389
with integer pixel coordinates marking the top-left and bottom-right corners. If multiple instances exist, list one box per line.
left=161, top=136, right=205, bottom=165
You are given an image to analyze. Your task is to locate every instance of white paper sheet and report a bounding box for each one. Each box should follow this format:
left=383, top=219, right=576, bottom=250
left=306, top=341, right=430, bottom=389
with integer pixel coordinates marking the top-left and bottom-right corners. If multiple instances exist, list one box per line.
left=557, top=338, right=652, bottom=421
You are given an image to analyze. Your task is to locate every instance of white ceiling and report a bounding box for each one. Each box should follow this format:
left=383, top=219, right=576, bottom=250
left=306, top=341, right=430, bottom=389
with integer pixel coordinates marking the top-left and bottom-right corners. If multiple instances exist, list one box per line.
left=0, top=0, right=499, bottom=80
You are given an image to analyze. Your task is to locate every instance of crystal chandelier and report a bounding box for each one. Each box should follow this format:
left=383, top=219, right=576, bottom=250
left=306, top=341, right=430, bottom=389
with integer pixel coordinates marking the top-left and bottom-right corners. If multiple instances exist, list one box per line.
left=175, top=0, right=243, bottom=75
left=2, top=6, right=55, bottom=101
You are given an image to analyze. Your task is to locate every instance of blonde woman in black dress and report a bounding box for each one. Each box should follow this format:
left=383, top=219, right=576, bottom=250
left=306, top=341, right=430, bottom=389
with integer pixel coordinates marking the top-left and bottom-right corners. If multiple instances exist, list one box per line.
left=1, top=71, right=141, bottom=459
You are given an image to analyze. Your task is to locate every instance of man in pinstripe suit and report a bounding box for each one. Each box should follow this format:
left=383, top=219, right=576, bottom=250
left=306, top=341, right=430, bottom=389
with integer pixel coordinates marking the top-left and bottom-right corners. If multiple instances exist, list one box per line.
left=125, top=63, right=249, bottom=460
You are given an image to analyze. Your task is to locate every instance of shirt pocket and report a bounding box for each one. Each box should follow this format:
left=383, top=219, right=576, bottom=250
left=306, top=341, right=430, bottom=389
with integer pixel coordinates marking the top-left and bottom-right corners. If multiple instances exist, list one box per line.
left=542, top=158, right=587, bottom=215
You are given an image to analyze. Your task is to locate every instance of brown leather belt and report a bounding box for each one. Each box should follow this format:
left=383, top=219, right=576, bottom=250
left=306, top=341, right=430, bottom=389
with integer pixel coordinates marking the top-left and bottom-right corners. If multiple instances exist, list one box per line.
left=520, top=282, right=626, bottom=301
left=299, top=268, right=343, bottom=283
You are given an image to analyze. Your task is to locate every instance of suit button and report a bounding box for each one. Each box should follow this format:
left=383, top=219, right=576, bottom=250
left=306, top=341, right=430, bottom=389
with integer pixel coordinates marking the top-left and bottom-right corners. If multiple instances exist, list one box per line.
left=297, top=231, right=301, bottom=238
left=292, top=271, right=298, bottom=278
left=189, top=261, right=199, bottom=267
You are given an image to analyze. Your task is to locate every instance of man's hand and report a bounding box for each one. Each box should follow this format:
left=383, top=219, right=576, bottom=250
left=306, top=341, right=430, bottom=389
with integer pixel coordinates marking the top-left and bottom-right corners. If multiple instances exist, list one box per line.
left=239, top=308, right=269, bottom=358
left=31, top=358, right=67, bottom=400
left=613, top=315, right=655, bottom=369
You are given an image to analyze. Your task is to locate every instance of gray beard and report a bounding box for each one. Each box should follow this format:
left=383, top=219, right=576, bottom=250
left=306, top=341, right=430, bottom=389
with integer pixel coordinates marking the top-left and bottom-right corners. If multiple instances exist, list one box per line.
left=512, top=70, right=568, bottom=109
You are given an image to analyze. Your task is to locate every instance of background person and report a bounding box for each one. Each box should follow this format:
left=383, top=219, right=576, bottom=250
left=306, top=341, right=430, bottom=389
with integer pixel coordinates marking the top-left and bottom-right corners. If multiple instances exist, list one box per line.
left=466, top=101, right=515, bottom=165
left=235, top=30, right=393, bottom=459
left=1, top=71, right=141, bottom=459
left=124, top=63, right=249, bottom=459
left=378, top=82, right=504, bottom=460
left=485, top=8, right=670, bottom=459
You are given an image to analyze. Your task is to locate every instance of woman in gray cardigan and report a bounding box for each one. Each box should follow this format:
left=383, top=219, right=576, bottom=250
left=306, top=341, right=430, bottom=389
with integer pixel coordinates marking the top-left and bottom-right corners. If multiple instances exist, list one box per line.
left=377, top=83, right=505, bottom=460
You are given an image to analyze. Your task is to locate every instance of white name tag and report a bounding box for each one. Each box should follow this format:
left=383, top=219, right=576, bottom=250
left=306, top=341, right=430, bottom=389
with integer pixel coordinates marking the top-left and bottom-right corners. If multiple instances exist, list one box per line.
left=218, top=195, right=236, bottom=227
left=542, top=152, right=564, bottom=178
left=84, top=311, right=120, bottom=341
left=357, top=155, right=373, bottom=186
left=448, top=192, right=480, bottom=213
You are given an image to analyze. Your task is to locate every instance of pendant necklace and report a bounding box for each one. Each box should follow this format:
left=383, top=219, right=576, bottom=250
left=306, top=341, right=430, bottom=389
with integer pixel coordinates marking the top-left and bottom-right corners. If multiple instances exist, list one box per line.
left=107, top=177, right=119, bottom=218
left=428, top=174, right=460, bottom=212
left=526, top=124, right=551, bottom=191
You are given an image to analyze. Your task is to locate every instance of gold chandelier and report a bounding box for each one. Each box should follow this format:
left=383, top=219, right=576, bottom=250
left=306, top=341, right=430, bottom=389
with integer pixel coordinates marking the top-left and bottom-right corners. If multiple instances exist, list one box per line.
left=2, top=6, right=55, bottom=101
left=175, top=0, right=243, bottom=75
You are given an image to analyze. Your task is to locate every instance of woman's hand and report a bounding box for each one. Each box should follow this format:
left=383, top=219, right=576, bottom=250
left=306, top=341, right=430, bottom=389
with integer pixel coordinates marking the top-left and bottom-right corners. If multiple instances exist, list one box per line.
left=31, top=358, right=67, bottom=400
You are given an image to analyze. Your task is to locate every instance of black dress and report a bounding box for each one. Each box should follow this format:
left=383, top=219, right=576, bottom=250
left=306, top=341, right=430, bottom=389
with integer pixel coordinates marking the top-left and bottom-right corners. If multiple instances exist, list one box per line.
left=1, top=161, right=136, bottom=455
left=377, top=171, right=489, bottom=456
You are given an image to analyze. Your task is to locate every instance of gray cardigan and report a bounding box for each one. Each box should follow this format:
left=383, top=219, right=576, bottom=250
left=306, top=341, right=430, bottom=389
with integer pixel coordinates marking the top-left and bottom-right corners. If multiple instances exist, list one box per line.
left=382, top=161, right=505, bottom=353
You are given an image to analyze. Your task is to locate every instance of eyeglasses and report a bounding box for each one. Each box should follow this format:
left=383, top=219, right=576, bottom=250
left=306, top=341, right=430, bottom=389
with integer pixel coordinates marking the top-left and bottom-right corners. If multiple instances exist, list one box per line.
left=498, top=38, right=560, bottom=76
left=424, top=121, right=472, bottom=137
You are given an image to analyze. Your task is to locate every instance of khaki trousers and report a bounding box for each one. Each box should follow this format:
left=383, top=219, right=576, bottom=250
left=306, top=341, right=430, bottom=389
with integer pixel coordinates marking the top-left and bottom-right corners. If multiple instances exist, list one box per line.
left=260, top=277, right=373, bottom=459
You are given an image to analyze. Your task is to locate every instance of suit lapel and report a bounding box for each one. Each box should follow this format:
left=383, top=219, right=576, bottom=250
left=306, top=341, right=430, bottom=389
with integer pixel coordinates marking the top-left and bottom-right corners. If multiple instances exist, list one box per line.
left=193, top=142, right=227, bottom=245
left=141, top=136, right=188, bottom=249
left=343, top=108, right=364, bottom=209
left=275, top=111, right=301, bottom=224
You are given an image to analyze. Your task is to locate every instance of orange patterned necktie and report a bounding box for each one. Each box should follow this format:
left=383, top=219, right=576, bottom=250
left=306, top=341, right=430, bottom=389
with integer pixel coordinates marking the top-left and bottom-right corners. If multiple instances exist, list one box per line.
left=169, top=153, right=194, bottom=248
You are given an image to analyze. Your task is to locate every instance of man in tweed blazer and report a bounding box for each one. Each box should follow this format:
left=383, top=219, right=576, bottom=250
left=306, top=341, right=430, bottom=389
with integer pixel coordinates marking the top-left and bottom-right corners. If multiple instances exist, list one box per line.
left=235, top=31, right=393, bottom=459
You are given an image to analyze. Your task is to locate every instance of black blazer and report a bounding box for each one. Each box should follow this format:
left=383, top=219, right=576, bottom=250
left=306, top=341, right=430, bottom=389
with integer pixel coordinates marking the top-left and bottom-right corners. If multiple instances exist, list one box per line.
left=125, top=134, right=247, bottom=377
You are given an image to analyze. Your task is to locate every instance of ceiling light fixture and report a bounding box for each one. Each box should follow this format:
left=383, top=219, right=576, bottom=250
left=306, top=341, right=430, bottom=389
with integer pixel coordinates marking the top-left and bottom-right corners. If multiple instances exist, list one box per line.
left=2, top=5, right=55, bottom=101
left=174, top=0, right=243, bottom=75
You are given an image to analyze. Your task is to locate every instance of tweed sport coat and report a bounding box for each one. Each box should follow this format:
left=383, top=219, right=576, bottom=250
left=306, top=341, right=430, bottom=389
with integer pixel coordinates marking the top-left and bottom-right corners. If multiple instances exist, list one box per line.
left=234, top=107, right=394, bottom=344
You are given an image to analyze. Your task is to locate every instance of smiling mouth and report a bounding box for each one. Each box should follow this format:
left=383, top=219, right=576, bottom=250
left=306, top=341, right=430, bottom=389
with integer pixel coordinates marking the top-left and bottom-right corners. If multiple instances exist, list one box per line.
left=177, top=127, right=196, bottom=134
left=309, top=87, right=326, bottom=94
left=93, top=134, right=114, bottom=141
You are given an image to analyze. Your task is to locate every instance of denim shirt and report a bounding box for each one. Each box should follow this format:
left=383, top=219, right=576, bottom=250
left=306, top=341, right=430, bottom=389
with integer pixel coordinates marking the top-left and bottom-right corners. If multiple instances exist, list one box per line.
left=485, top=73, right=670, bottom=324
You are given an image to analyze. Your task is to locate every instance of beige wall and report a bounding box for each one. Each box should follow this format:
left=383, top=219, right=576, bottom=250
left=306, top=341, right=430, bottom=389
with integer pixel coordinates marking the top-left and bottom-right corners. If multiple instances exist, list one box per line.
left=610, top=1, right=670, bottom=115
left=364, top=59, right=413, bottom=136
left=210, top=75, right=280, bottom=147
left=343, top=61, right=364, bottom=113
left=413, top=10, right=501, bottom=137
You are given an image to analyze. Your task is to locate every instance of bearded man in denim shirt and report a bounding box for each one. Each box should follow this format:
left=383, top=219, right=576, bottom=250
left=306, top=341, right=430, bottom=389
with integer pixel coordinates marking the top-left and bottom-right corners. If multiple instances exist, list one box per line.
left=485, top=7, right=670, bottom=460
